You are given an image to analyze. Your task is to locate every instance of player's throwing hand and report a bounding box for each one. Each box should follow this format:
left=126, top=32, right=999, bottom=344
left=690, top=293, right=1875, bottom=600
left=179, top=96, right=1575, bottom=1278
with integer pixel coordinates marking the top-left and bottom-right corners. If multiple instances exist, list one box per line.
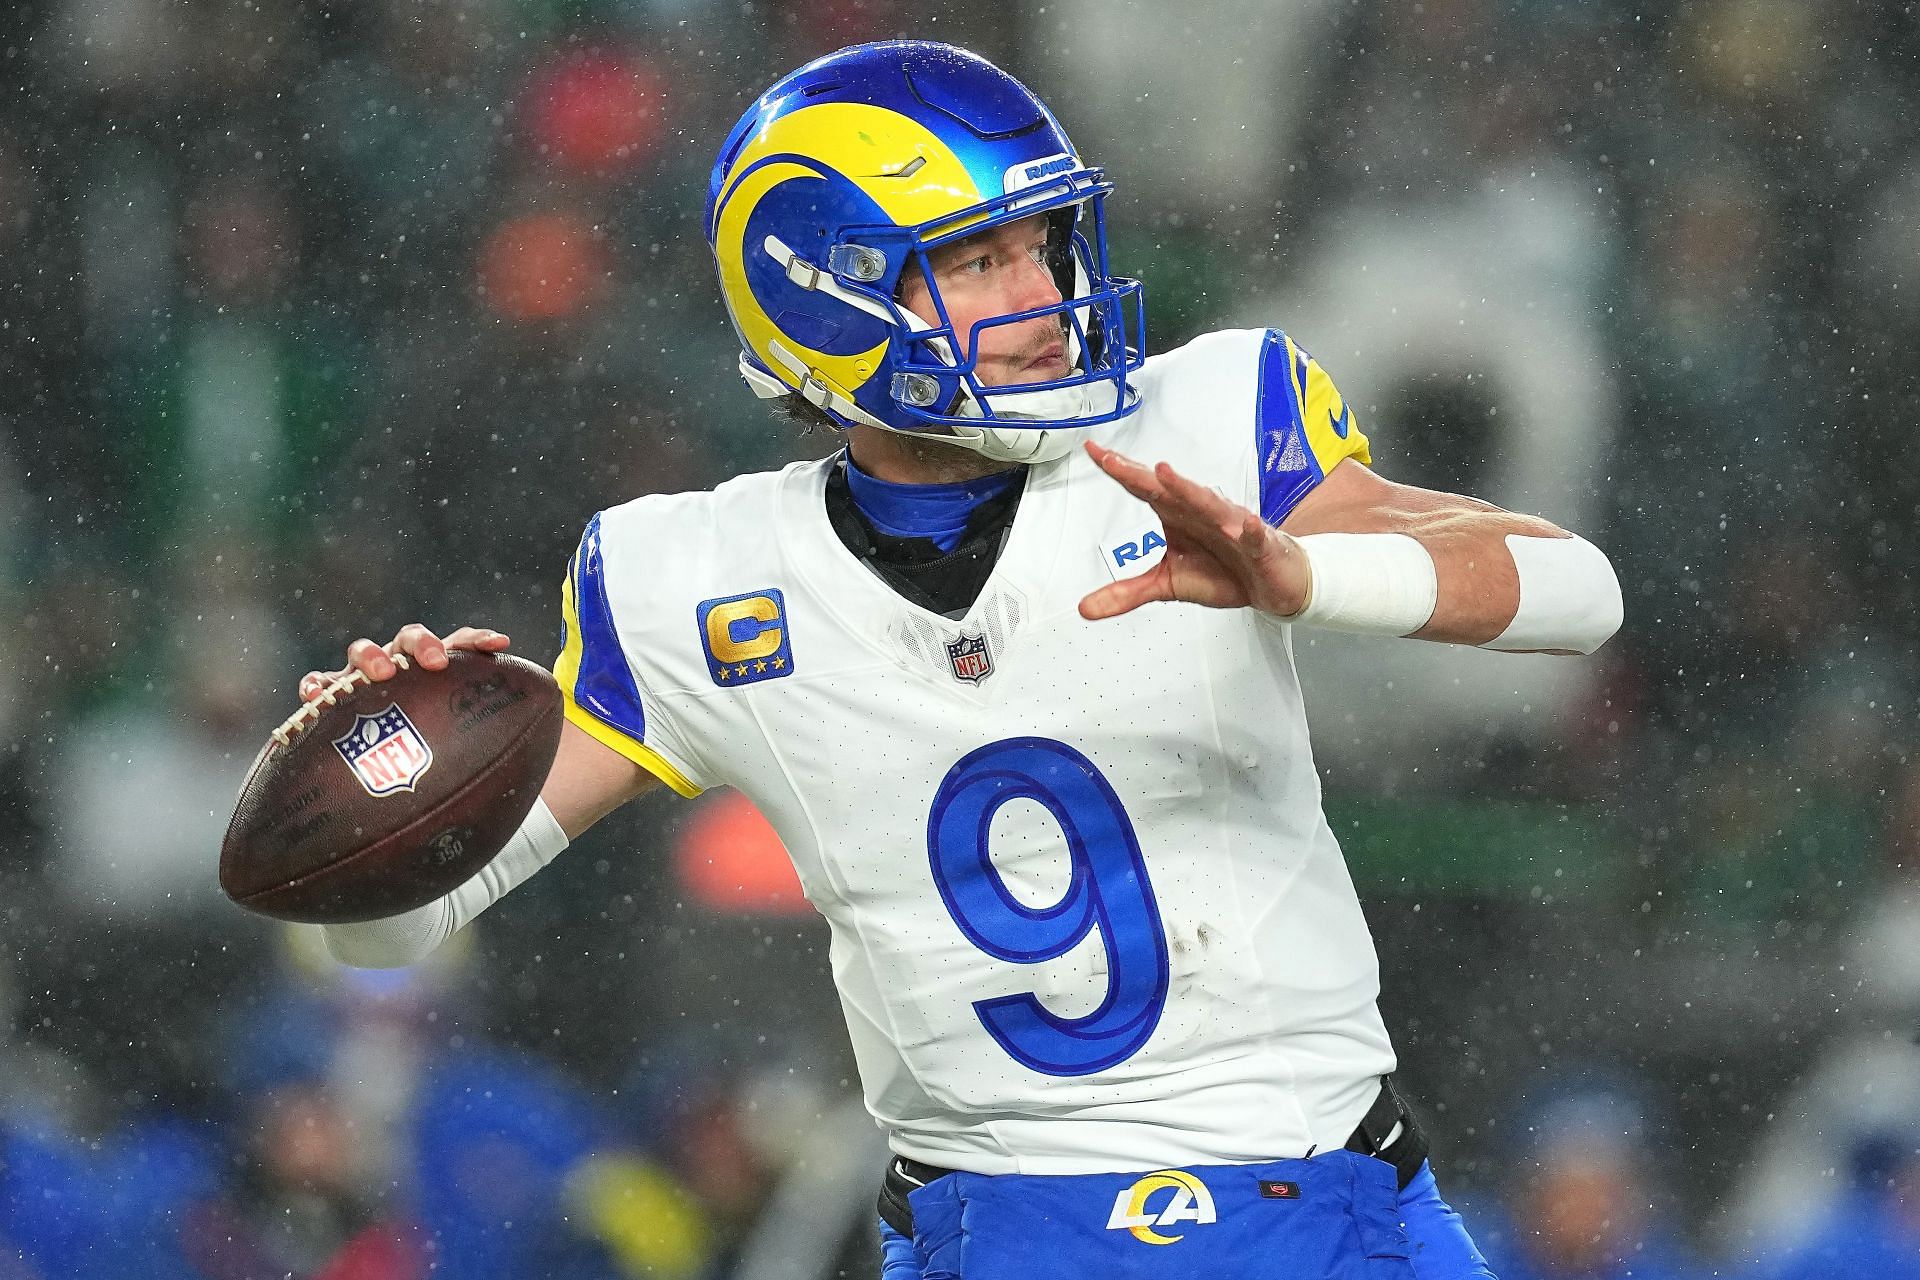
left=298, top=624, right=513, bottom=702
left=1079, top=441, right=1313, bottom=622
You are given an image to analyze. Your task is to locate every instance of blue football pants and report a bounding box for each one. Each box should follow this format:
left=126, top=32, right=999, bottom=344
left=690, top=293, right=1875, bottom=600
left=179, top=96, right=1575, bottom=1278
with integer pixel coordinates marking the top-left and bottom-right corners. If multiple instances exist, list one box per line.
left=878, top=1157, right=1496, bottom=1279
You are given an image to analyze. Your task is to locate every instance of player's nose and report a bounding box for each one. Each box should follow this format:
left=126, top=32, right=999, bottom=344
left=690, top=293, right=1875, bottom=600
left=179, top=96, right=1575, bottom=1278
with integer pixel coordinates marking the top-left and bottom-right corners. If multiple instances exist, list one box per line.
left=1008, top=250, right=1063, bottom=310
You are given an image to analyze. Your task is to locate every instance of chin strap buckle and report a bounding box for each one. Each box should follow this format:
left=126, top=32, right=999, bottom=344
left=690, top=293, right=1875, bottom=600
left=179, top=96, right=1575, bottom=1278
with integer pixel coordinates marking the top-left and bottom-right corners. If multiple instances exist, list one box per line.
left=799, top=371, right=836, bottom=409
left=782, top=253, right=824, bottom=292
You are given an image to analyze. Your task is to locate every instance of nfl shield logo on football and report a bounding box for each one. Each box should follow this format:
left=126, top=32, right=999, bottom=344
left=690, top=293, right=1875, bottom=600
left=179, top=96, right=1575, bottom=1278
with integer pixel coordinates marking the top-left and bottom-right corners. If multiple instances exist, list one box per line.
left=945, top=631, right=994, bottom=685
left=332, top=704, right=435, bottom=797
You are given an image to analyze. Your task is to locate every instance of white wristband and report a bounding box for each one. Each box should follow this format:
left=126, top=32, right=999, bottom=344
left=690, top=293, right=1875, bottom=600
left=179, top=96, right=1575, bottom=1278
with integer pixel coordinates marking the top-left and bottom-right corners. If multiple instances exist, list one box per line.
left=322, top=796, right=570, bottom=969
left=1286, top=532, right=1439, bottom=637
left=1482, top=534, right=1622, bottom=655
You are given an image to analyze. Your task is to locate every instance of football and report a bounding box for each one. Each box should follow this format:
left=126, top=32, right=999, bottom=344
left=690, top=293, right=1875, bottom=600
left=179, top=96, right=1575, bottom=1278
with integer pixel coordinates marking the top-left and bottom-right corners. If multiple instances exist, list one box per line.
left=219, top=650, right=564, bottom=924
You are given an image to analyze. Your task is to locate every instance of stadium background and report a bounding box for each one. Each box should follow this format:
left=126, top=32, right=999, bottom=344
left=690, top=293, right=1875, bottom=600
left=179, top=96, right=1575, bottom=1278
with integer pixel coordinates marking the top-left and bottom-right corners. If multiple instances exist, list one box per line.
left=2, top=0, right=1917, bottom=1276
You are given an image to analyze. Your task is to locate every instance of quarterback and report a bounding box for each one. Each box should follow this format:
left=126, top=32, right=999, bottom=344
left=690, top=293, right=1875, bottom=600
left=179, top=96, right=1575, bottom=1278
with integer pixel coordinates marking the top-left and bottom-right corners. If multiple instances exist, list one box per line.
left=307, top=42, right=1620, bottom=1280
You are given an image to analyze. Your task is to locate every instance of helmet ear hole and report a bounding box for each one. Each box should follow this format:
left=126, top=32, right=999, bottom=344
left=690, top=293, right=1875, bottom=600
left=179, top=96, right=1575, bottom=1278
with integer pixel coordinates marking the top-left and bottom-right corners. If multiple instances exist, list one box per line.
left=892, top=250, right=928, bottom=305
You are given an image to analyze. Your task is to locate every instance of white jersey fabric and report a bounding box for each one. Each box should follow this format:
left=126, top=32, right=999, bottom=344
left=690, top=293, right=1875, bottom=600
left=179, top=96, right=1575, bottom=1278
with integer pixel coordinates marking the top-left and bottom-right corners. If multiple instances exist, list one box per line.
left=556, top=327, right=1394, bottom=1175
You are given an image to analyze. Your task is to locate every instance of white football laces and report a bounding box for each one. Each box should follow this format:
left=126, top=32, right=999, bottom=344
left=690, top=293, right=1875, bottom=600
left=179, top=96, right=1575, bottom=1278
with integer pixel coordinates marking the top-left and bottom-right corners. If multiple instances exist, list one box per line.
left=269, top=652, right=412, bottom=748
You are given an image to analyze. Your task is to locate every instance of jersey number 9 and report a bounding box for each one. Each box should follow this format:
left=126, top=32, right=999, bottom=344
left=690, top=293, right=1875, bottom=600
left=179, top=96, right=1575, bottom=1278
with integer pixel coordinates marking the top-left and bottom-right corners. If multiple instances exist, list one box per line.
left=927, top=737, right=1170, bottom=1077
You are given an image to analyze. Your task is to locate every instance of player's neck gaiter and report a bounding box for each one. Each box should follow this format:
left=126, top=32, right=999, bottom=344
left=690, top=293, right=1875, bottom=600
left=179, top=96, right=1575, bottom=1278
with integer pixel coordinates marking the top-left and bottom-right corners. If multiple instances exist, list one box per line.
left=824, top=457, right=1026, bottom=619
left=843, top=450, right=1022, bottom=553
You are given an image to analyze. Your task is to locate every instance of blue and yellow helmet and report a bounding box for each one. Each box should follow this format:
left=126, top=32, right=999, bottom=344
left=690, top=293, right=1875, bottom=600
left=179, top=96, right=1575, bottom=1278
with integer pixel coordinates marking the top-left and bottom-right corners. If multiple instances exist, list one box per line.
left=705, top=41, right=1145, bottom=462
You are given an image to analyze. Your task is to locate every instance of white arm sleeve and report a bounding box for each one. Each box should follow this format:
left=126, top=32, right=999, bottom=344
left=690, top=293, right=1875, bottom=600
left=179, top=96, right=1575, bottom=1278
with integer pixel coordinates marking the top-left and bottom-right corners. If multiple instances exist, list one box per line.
left=1287, top=532, right=1439, bottom=637
left=321, top=796, right=570, bottom=969
left=1482, top=533, right=1623, bottom=655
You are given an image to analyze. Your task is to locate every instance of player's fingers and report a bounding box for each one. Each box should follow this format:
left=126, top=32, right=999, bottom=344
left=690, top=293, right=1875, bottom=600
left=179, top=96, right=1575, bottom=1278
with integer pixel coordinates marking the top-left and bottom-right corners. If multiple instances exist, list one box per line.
left=1153, top=461, right=1245, bottom=527
left=347, top=637, right=399, bottom=681
left=441, top=626, right=512, bottom=652
left=1089, top=445, right=1251, bottom=570
left=1147, top=464, right=1263, bottom=560
left=298, top=671, right=332, bottom=702
left=1078, top=566, right=1172, bottom=621
left=1085, top=442, right=1166, bottom=505
left=390, top=622, right=449, bottom=670
left=1145, top=488, right=1247, bottom=565
left=1237, top=511, right=1273, bottom=559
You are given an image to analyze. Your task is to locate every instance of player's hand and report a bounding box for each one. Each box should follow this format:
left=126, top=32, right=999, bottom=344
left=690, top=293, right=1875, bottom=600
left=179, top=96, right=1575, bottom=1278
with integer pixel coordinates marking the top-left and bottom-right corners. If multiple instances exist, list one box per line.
left=297, top=624, right=512, bottom=702
left=1079, top=442, right=1312, bottom=622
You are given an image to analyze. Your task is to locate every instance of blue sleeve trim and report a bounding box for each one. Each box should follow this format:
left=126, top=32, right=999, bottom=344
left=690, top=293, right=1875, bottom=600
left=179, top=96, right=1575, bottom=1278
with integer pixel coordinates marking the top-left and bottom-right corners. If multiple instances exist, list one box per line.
left=1255, top=329, right=1325, bottom=525
left=568, top=512, right=649, bottom=742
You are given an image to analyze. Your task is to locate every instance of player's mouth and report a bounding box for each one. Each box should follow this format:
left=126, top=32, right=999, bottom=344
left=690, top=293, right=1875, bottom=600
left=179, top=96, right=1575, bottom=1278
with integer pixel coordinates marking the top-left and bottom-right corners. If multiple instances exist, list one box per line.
left=1021, top=342, right=1067, bottom=375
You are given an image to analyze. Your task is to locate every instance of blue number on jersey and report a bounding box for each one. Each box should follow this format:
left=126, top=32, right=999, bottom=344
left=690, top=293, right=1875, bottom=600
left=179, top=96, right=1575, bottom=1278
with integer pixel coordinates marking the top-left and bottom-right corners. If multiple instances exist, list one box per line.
left=926, top=737, right=1170, bottom=1076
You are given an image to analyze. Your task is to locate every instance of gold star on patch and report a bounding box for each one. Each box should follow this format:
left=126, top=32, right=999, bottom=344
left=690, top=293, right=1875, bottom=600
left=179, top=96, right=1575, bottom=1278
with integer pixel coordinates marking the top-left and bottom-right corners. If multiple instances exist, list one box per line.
left=735, top=664, right=749, bottom=677
left=716, top=666, right=731, bottom=681
left=771, top=656, right=786, bottom=669
left=753, top=659, right=768, bottom=673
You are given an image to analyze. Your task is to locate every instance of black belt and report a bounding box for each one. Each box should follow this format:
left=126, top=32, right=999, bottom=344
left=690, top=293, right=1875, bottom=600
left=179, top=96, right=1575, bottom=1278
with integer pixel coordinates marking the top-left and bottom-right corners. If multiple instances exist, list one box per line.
left=1340, top=1074, right=1430, bottom=1189
left=877, top=1075, right=1430, bottom=1239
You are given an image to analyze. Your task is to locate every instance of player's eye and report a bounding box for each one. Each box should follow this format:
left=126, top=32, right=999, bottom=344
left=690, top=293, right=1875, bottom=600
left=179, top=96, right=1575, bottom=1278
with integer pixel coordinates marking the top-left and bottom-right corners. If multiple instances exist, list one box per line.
left=957, top=253, right=994, bottom=276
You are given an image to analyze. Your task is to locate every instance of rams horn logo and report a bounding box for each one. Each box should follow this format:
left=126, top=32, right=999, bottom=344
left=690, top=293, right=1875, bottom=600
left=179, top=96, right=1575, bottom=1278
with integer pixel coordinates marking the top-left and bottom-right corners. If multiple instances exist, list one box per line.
left=709, top=101, right=987, bottom=409
left=1105, top=1169, right=1217, bottom=1245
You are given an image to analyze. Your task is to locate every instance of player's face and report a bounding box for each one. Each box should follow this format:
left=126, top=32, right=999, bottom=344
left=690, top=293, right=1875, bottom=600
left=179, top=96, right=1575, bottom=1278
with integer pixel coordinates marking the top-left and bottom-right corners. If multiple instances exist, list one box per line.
left=899, top=214, right=1070, bottom=386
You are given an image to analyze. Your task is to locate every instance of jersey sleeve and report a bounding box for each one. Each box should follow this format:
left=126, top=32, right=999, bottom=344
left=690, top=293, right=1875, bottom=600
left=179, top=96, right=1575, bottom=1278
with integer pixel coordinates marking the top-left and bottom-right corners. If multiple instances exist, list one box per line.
left=554, top=512, right=707, bottom=798
left=1253, top=329, right=1371, bottom=525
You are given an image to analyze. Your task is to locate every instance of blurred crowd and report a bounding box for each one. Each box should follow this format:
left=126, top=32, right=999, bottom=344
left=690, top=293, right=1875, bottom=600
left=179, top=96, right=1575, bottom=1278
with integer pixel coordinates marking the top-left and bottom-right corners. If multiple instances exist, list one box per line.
left=1, top=0, right=1918, bottom=1276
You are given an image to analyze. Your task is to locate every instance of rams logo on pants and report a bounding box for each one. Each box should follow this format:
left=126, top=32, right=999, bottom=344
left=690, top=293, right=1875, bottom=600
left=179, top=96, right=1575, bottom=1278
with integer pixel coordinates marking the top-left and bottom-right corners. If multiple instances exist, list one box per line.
left=1105, top=1169, right=1217, bottom=1245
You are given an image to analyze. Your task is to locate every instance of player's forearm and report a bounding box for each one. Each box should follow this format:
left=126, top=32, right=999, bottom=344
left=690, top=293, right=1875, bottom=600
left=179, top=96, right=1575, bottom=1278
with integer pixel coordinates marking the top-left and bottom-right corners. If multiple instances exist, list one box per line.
left=1400, top=509, right=1618, bottom=651
left=321, top=796, right=570, bottom=968
left=1287, top=510, right=1621, bottom=656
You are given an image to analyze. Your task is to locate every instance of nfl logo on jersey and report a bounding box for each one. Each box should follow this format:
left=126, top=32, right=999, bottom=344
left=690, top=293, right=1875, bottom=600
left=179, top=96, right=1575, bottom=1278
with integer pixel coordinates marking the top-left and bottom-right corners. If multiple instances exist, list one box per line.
left=331, top=704, right=434, bottom=797
left=946, top=631, right=994, bottom=684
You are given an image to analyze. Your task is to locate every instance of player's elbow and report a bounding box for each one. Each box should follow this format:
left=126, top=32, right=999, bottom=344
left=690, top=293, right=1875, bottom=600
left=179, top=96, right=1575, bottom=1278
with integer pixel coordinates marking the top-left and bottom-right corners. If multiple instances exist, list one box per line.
left=1535, top=569, right=1622, bottom=657
left=1483, top=534, right=1623, bottom=657
left=1578, top=556, right=1625, bottom=656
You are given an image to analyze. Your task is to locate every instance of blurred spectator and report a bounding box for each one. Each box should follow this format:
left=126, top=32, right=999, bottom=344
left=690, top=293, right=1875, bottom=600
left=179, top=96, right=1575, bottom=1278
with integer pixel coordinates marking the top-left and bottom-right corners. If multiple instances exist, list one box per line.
left=180, top=1080, right=428, bottom=1280
left=0, top=1111, right=221, bottom=1280
left=522, top=47, right=672, bottom=181
left=1749, top=1133, right=1920, bottom=1280
left=1477, top=1075, right=1703, bottom=1280
left=294, top=0, right=510, bottom=315
left=1848, top=761, right=1920, bottom=1015
left=47, top=578, right=289, bottom=921
left=412, top=1045, right=677, bottom=1280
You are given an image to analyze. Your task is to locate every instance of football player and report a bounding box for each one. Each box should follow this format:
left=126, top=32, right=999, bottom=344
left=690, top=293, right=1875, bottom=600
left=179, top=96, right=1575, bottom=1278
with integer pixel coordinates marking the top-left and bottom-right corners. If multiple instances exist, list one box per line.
left=305, top=41, right=1620, bottom=1279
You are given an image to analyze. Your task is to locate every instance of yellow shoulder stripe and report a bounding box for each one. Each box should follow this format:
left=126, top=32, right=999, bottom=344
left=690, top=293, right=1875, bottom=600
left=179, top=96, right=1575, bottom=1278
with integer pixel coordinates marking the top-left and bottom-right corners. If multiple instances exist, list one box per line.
left=563, top=699, right=704, bottom=799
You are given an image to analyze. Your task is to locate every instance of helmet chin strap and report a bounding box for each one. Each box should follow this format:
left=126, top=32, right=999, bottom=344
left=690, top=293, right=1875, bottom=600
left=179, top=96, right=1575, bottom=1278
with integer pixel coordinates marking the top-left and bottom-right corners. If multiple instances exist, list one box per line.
left=859, top=409, right=1090, bottom=465
left=946, top=384, right=1117, bottom=463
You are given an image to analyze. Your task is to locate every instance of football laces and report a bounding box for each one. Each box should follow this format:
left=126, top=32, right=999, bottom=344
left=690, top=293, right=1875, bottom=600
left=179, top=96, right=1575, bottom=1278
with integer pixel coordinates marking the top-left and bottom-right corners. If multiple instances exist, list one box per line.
left=270, top=653, right=413, bottom=747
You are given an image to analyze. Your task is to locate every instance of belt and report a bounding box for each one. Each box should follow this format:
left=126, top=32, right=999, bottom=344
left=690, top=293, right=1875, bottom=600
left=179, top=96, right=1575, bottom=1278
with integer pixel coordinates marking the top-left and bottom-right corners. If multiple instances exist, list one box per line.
left=877, top=1075, right=1430, bottom=1239
left=1340, top=1074, right=1430, bottom=1189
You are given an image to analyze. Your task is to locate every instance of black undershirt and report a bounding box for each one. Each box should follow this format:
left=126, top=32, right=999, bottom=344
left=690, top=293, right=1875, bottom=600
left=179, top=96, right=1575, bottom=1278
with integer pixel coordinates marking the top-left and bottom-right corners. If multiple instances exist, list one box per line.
left=822, top=459, right=1027, bottom=619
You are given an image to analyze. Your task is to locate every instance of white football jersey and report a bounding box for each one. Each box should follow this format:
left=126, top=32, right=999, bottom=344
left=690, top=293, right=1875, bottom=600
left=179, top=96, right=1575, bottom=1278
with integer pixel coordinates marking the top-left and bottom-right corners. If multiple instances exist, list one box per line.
left=556, top=327, right=1393, bottom=1175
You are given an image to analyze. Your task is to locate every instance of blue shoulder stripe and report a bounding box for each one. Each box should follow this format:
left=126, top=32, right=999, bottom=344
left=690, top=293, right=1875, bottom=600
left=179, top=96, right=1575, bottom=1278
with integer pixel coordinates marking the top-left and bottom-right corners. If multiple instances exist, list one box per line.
left=1255, top=329, right=1323, bottom=525
left=567, top=513, right=648, bottom=743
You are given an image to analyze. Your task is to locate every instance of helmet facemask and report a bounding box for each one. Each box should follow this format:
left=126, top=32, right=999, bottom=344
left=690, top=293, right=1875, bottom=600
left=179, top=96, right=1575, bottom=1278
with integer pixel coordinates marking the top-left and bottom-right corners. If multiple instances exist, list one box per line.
left=841, top=178, right=1144, bottom=462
